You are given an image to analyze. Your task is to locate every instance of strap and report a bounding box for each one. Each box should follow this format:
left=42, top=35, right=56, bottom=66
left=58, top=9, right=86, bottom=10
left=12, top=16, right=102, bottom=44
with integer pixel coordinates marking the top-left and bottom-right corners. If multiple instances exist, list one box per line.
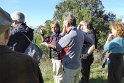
left=22, top=33, right=32, bottom=43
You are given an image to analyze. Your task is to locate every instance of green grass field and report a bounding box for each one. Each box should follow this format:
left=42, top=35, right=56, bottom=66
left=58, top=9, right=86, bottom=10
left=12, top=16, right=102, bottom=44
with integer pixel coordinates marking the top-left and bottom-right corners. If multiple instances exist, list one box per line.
left=39, top=58, right=124, bottom=83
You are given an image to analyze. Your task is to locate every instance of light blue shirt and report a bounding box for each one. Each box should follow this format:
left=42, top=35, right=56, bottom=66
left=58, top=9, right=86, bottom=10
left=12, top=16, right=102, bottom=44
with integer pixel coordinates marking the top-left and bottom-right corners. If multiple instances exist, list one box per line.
left=104, top=37, right=124, bottom=54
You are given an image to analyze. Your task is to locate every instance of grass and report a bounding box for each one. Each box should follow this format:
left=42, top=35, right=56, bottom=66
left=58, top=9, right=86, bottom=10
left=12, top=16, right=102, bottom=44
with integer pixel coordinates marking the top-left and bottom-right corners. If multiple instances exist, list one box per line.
left=39, top=58, right=124, bottom=83
left=39, top=58, right=54, bottom=83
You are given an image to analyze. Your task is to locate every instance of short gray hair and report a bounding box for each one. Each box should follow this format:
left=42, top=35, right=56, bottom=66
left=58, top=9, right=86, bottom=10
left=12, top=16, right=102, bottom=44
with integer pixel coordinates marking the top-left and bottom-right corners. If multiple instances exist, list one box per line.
left=11, top=11, right=25, bottom=23
left=63, top=12, right=76, bottom=26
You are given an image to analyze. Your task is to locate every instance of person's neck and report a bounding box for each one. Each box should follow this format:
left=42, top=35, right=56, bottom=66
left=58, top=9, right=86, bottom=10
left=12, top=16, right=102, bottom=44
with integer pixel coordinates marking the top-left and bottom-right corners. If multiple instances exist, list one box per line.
left=67, top=26, right=73, bottom=32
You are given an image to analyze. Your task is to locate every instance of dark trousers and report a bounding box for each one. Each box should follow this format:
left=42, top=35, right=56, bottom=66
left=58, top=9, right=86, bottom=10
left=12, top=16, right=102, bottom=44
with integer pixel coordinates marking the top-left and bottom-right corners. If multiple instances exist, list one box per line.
left=80, top=54, right=94, bottom=83
left=108, top=54, right=123, bottom=83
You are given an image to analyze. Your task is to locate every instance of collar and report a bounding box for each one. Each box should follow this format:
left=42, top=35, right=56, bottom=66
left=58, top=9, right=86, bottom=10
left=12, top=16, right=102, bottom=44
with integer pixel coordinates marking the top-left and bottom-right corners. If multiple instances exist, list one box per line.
left=52, top=32, right=60, bottom=37
left=67, top=26, right=76, bottom=34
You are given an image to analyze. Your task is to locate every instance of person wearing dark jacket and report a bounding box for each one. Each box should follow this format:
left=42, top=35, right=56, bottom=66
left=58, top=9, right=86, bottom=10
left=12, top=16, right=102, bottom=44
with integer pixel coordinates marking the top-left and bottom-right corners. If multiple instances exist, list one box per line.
left=0, top=7, right=44, bottom=83
left=7, top=11, right=33, bottom=53
left=40, top=21, right=63, bottom=83
left=77, top=20, right=96, bottom=83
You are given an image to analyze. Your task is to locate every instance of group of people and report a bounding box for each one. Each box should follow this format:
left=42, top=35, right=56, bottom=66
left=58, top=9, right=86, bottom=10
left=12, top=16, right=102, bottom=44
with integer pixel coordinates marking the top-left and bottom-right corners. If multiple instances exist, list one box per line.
left=39, top=13, right=124, bottom=83
left=0, top=7, right=44, bottom=83
left=0, top=7, right=124, bottom=83
left=40, top=13, right=95, bottom=83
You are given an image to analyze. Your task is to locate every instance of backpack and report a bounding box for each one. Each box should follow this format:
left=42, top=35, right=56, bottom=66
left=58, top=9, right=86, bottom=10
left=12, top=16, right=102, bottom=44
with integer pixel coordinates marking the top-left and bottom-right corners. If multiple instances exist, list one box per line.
left=22, top=33, right=42, bottom=63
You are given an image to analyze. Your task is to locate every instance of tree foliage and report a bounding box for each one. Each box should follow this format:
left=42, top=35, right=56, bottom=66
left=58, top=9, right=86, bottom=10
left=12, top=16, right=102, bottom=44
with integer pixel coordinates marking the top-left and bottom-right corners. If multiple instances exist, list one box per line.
left=53, top=0, right=116, bottom=48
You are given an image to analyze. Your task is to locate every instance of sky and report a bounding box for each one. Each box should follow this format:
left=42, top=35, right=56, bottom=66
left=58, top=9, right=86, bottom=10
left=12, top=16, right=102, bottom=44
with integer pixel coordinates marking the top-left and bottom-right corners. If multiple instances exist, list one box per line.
left=0, top=0, right=124, bottom=27
left=102, top=0, right=124, bottom=21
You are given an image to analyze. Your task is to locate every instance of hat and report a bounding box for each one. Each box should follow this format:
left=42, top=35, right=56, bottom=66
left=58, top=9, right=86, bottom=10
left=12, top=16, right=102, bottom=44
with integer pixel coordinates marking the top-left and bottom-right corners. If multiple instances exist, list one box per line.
left=0, top=7, right=12, bottom=34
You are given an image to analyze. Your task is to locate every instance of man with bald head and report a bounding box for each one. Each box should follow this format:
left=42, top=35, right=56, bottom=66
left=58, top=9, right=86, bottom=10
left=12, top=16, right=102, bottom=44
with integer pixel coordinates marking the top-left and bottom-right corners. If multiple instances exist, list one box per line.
left=0, top=7, right=44, bottom=83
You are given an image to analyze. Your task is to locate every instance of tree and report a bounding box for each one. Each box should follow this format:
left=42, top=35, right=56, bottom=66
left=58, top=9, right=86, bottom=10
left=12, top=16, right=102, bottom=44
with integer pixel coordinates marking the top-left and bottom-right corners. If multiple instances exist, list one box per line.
left=53, top=0, right=116, bottom=48
left=44, top=20, right=52, bottom=36
left=33, top=20, right=52, bottom=59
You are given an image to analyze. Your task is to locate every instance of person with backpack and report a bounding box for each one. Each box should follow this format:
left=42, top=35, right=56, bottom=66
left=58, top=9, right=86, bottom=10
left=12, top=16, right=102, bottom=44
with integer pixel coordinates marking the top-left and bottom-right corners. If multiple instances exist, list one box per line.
left=77, top=20, right=96, bottom=83
left=7, top=11, right=34, bottom=53
left=0, top=7, right=44, bottom=83
left=40, top=21, right=63, bottom=83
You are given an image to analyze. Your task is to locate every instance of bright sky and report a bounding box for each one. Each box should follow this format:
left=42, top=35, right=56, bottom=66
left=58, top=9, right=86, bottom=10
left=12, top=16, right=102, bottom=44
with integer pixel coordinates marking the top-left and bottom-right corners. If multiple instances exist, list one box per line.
left=0, top=0, right=61, bottom=27
left=0, top=0, right=123, bottom=27
left=102, top=0, right=124, bottom=21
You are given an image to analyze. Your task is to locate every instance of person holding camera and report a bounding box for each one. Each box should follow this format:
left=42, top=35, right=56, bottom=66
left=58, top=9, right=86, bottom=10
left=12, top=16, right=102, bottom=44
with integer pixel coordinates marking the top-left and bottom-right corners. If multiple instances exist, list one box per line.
left=40, top=21, right=63, bottom=83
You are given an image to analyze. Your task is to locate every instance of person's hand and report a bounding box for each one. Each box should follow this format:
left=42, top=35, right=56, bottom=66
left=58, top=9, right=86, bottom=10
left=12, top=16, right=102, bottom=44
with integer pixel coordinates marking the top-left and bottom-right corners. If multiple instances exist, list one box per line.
left=41, top=42, right=55, bottom=48
left=83, top=54, right=88, bottom=59
left=105, top=33, right=114, bottom=44
left=62, top=24, right=67, bottom=35
left=81, top=53, right=88, bottom=59
left=77, top=25, right=80, bottom=30
left=39, top=25, right=45, bottom=35
left=39, top=25, right=45, bottom=30
left=41, top=42, right=48, bottom=47
left=107, top=33, right=114, bottom=41
left=77, top=24, right=83, bottom=31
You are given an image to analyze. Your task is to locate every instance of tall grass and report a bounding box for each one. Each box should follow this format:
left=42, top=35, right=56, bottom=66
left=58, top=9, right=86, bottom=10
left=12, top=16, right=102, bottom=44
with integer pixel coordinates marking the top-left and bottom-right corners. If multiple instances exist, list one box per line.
left=39, top=58, right=54, bottom=83
left=39, top=54, right=124, bottom=83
